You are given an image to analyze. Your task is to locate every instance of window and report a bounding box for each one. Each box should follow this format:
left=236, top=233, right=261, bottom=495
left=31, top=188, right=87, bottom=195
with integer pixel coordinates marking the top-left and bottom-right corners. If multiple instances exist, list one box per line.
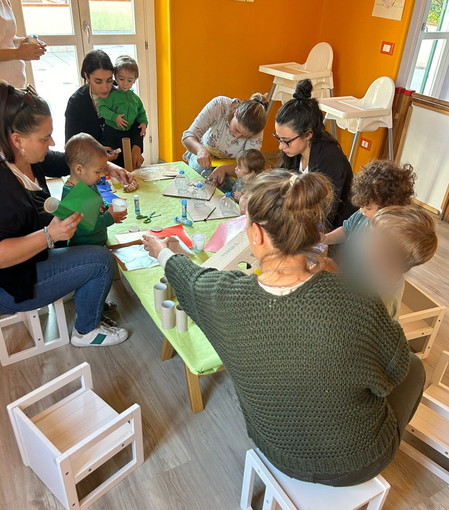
left=401, top=0, right=449, bottom=100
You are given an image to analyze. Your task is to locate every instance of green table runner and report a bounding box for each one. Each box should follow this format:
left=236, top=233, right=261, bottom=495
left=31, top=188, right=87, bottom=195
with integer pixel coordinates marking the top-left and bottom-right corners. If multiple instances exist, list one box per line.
left=107, top=162, right=224, bottom=375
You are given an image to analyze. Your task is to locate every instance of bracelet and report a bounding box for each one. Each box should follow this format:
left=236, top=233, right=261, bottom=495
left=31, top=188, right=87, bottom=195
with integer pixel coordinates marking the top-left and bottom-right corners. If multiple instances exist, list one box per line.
left=43, top=226, right=55, bottom=249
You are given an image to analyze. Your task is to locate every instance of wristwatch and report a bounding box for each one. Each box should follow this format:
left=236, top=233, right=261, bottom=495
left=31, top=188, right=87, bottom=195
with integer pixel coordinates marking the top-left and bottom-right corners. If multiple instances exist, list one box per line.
left=43, top=226, right=55, bottom=249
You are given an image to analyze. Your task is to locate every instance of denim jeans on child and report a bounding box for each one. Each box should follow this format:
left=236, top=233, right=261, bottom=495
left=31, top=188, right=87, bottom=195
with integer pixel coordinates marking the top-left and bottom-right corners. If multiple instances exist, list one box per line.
left=0, top=245, right=114, bottom=334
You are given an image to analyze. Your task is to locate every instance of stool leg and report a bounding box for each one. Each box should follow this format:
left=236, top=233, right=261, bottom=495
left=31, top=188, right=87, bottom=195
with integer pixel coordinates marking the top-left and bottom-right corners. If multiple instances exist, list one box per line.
left=184, top=364, right=204, bottom=413
left=349, top=132, right=360, bottom=164
left=388, top=127, right=394, bottom=160
left=160, top=337, right=175, bottom=361
left=266, top=82, right=277, bottom=116
left=241, top=454, right=257, bottom=510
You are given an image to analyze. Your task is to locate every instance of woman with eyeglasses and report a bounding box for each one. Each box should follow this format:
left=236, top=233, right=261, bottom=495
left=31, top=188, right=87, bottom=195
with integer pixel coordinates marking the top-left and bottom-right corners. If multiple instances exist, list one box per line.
left=182, top=93, right=268, bottom=189
left=0, top=82, right=128, bottom=347
left=275, top=79, right=356, bottom=228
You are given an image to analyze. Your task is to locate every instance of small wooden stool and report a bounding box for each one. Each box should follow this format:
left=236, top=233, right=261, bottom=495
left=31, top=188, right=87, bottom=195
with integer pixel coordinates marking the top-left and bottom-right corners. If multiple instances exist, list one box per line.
left=241, top=449, right=390, bottom=510
left=0, top=298, right=69, bottom=366
left=7, top=362, right=144, bottom=510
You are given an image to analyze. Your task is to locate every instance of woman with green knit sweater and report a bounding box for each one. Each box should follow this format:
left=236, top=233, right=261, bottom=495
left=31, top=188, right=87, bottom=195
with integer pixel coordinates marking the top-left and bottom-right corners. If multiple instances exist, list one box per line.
left=142, top=170, right=425, bottom=487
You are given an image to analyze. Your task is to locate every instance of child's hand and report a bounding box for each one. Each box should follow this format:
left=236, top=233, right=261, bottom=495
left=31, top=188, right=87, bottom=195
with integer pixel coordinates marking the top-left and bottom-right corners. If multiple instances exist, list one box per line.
left=116, top=114, right=128, bottom=129
left=239, top=195, right=248, bottom=215
left=233, top=191, right=242, bottom=202
left=109, top=209, right=128, bottom=224
left=138, top=123, right=147, bottom=137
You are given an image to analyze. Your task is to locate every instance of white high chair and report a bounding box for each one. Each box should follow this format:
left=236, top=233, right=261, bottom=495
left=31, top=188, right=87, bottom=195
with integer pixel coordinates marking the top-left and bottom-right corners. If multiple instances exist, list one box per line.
left=319, top=76, right=395, bottom=163
left=7, top=362, right=144, bottom=510
left=259, top=42, right=334, bottom=114
left=0, top=298, right=69, bottom=366
left=400, top=350, right=449, bottom=483
left=241, top=449, right=390, bottom=510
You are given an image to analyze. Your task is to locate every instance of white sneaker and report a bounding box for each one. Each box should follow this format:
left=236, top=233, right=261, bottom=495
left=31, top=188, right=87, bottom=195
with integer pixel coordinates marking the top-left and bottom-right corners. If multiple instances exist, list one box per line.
left=71, top=324, right=129, bottom=347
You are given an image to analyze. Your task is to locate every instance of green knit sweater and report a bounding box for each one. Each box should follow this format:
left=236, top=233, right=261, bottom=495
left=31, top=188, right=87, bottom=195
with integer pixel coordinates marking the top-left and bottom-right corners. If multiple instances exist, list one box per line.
left=165, top=255, right=410, bottom=478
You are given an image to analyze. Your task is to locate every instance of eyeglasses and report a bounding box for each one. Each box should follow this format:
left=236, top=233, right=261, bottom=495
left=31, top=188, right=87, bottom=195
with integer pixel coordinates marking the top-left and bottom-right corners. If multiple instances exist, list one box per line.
left=272, top=132, right=301, bottom=147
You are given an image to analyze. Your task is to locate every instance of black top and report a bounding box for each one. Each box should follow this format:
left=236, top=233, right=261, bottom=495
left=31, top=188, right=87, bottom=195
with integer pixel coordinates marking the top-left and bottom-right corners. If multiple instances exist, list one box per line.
left=65, top=86, right=144, bottom=167
left=31, top=151, right=70, bottom=226
left=0, top=164, right=48, bottom=302
left=285, top=138, right=356, bottom=228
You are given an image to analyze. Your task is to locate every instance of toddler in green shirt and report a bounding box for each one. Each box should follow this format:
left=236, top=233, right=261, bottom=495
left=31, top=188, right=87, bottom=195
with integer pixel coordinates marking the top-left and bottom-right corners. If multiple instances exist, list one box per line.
left=98, top=55, right=148, bottom=154
left=62, top=133, right=127, bottom=247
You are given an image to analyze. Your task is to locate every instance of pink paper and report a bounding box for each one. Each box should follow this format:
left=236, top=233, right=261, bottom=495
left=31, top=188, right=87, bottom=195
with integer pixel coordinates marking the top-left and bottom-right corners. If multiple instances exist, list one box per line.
left=205, top=214, right=247, bottom=253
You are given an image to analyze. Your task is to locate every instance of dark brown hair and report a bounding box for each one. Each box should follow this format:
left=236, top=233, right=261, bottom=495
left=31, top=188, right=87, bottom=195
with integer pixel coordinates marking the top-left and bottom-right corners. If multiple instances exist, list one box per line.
left=351, top=160, right=416, bottom=208
left=237, top=149, right=266, bottom=175
left=81, top=49, right=113, bottom=81
left=0, top=82, right=51, bottom=163
left=65, top=132, right=107, bottom=169
left=235, top=93, right=268, bottom=135
left=247, top=169, right=334, bottom=256
left=371, top=206, right=438, bottom=271
left=114, top=55, right=139, bottom=79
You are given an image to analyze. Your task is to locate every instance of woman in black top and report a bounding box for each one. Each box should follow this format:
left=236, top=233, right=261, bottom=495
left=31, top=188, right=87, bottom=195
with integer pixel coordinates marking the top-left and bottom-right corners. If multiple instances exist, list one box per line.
left=0, top=82, right=128, bottom=347
left=65, top=49, right=144, bottom=169
left=275, top=80, right=356, bottom=228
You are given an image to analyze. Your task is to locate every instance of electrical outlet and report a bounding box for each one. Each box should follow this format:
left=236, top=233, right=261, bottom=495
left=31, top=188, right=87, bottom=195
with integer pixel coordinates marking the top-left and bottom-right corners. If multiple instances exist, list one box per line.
left=360, top=138, right=372, bottom=150
left=380, top=41, right=395, bottom=55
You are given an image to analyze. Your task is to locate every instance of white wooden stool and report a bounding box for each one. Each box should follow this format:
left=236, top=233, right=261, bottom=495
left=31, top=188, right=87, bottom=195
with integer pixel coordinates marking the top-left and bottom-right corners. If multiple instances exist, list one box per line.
left=0, top=298, right=69, bottom=366
left=400, top=350, right=449, bottom=483
left=7, top=362, right=144, bottom=510
left=241, top=449, right=390, bottom=510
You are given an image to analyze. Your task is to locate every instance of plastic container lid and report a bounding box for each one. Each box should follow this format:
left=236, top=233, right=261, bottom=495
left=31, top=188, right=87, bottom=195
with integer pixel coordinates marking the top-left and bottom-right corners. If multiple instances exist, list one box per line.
left=179, top=170, right=185, bottom=174
left=196, top=183, right=204, bottom=188
left=181, top=198, right=187, bottom=205
left=225, top=192, right=232, bottom=197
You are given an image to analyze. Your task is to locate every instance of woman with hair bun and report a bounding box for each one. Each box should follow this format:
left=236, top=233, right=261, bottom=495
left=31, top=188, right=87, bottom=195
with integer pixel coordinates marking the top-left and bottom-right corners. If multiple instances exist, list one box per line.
left=143, top=169, right=423, bottom=487
left=275, top=79, right=355, bottom=228
left=182, top=93, right=268, bottom=189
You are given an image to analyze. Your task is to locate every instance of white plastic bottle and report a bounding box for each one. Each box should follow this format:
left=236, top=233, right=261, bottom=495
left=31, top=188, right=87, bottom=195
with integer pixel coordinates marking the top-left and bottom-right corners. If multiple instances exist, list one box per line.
left=174, top=170, right=189, bottom=193
left=219, top=192, right=234, bottom=216
left=192, top=183, right=207, bottom=207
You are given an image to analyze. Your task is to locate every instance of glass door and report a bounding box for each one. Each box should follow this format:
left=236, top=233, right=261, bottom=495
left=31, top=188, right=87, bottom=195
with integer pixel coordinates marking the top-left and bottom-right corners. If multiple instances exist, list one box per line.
left=11, top=0, right=158, bottom=162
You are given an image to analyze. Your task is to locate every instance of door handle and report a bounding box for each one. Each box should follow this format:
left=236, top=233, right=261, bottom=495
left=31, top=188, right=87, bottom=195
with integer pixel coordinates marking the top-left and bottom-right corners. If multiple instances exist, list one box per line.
left=83, top=21, right=92, bottom=45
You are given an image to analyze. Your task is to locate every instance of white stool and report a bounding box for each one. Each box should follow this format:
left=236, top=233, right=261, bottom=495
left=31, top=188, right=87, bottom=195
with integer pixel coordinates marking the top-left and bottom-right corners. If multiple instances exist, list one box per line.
left=259, top=42, right=334, bottom=115
left=7, top=362, right=144, bottom=510
left=0, top=298, right=69, bottom=366
left=400, top=350, right=449, bottom=483
left=241, top=449, right=390, bottom=510
left=318, top=76, right=395, bottom=164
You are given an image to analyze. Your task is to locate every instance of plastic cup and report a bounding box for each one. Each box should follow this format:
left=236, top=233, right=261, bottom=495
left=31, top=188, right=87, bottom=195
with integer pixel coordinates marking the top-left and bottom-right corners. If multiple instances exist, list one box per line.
left=192, top=233, right=206, bottom=252
left=112, top=198, right=127, bottom=212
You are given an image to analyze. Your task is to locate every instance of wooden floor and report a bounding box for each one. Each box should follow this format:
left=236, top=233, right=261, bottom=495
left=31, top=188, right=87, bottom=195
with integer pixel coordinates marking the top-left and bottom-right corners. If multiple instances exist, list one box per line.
left=0, top=219, right=448, bottom=510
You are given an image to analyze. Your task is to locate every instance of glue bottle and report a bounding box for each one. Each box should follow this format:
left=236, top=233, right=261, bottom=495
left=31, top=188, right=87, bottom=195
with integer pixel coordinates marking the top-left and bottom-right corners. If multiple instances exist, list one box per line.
left=134, top=194, right=141, bottom=214
left=174, top=216, right=193, bottom=226
left=180, top=198, right=187, bottom=219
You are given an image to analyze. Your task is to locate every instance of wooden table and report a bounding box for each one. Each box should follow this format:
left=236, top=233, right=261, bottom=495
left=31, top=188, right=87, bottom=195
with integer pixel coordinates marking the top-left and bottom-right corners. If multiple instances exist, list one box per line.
left=107, top=162, right=227, bottom=412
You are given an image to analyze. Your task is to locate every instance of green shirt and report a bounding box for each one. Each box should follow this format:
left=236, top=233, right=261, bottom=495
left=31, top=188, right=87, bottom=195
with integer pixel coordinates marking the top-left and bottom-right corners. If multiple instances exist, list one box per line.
left=62, top=183, right=114, bottom=246
left=98, top=89, right=148, bottom=131
left=165, top=255, right=410, bottom=479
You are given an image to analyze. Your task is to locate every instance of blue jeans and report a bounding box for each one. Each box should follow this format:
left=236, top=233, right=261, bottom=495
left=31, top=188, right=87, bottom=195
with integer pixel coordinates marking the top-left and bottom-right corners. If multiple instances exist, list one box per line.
left=0, top=245, right=114, bottom=334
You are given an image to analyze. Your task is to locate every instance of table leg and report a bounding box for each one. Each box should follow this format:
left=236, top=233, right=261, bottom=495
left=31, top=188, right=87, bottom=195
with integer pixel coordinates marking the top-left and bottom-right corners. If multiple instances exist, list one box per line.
left=184, top=364, right=204, bottom=413
left=160, top=337, right=175, bottom=361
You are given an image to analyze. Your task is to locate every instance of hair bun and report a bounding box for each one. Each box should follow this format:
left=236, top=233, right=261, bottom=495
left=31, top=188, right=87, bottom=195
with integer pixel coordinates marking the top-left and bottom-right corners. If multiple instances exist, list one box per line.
left=293, top=79, right=313, bottom=102
left=250, top=92, right=268, bottom=109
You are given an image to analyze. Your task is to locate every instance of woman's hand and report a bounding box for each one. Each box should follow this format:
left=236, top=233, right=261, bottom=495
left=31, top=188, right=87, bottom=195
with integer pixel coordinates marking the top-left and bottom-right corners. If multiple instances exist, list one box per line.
left=196, top=147, right=212, bottom=169
left=16, top=39, right=46, bottom=61
left=104, top=146, right=118, bottom=162
left=131, top=145, right=144, bottom=169
left=47, top=212, right=82, bottom=242
left=142, top=235, right=169, bottom=259
left=208, top=164, right=228, bottom=185
left=106, top=162, right=133, bottom=184
left=116, top=114, right=128, bottom=129
left=138, top=123, right=147, bottom=137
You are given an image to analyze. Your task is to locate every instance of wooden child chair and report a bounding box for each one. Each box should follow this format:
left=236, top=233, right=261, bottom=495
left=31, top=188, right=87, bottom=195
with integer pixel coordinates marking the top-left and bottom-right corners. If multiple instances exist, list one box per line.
left=7, top=362, right=144, bottom=510
left=0, top=298, right=69, bottom=366
left=241, top=449, right=390, bottom=510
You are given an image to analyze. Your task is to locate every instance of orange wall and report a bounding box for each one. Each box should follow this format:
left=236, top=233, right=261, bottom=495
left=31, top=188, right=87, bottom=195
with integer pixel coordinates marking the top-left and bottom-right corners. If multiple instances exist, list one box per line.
left=155, top=0, right=325, bottom=161
left=319, top=0, right=415, bottom=171
left=155, top=0, right=415, bottom=166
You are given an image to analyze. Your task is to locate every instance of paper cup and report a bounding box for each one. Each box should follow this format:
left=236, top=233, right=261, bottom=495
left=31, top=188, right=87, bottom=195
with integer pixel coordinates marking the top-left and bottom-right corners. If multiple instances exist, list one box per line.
left=112, top=198, right=127, bottom=212
left=161, top=300, right=176, bottom=330
left=153, top=283, right=168, bottom=312
left=176, top=305, right=188, bottom=333
left=192, top=233, right=206, bottom=252
left=160, top=276, right=174, bottom=299
left=44, top=196, right=60, bottom=213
